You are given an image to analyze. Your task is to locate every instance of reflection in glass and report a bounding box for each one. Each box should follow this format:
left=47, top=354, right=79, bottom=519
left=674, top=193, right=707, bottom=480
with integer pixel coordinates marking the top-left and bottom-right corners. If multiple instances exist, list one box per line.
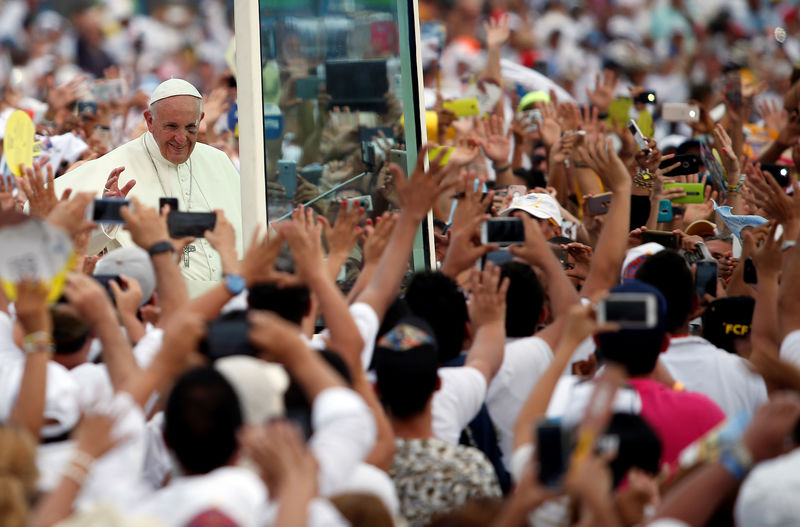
left=259, top=0, right=423, bottom=291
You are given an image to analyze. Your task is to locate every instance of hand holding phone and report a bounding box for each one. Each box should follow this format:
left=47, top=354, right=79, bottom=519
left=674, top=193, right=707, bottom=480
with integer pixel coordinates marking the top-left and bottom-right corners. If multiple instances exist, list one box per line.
left=596, top=292, right=658, bottom=329
left=87, top=198, right=130, bottom=224
left=480, top=217, right=525, bottom=246
left=695, top=260, right=718, bottom=300
left=627, top=120, right=649, bottom=151
left=586, top=192, right=613, bottom=215
left=167, top=211, right=217, bottom=238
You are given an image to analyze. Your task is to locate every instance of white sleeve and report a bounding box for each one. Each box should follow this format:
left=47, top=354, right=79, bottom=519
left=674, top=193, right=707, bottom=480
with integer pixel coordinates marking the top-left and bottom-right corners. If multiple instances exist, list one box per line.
left=313, top=302, right=380, bottom=370
left=0, top=310, right=22, bottom=361
left=432, top=366, right=488, bottom=444
left=132, top=327, right=164, bottom=369
left=780, top=330, right=800, bottom=369
left=309, top=387, right=376, bottom=497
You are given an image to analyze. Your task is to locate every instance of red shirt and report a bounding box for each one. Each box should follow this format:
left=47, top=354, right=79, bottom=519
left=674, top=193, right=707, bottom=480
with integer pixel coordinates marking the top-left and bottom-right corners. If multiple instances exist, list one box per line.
left=629, top=378, right=725, bottom=464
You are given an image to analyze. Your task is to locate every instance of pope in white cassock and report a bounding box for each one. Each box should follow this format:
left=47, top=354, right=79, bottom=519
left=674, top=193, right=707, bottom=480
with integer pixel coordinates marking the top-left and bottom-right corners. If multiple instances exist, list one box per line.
left=55, top=78, right=244, bottom=298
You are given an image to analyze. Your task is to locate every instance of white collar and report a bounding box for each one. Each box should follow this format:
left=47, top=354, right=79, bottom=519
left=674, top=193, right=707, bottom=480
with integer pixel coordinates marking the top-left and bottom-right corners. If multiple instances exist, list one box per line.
left=143, top=131, right=190, bottom=168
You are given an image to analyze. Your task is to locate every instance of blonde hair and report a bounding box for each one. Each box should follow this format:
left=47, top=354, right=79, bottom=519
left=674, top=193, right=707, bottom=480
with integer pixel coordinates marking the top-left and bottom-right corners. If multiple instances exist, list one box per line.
left=0, top=425, right=39, bottom=527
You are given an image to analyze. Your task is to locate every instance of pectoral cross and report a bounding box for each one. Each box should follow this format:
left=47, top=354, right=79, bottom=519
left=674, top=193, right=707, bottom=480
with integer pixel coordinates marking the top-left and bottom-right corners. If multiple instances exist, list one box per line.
left=183, top=244, right=196, bottom=267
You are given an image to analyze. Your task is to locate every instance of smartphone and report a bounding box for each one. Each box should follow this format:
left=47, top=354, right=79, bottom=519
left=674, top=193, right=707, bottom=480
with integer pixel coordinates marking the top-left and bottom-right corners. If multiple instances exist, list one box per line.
left=743, top=257, right=758, bottom=285
left=725, top=71, right=742, bottom=108
left=159, top=197, right=179, bottom=212
left=346, top=195, right=373, bottom=212
left=299, top=163, right=323, bottom=186
left=479, top=248, right=514, bottom=270
left=659, top=154, right=700, bottom=177
left=325, top=60, right=388, bottom=113
left=695, top=260, right=718, bottom=299
left=428, top=146, right=454, bottom=166
left=586, top=192, right=613, bottom=215
left=200, top=312, right=259, bottom=360
left=167, top=211, right=217, bottom=238
left=551, top=246, right=572, bottom=270
left=634, top=90, right=657, bottom=105
left=661, top=102, right=700, bottom=123
left=657, top=199, right=673, bottom=223
left=519, top=109, right=542, bottom=133
left=442, top=98, right=480, bottom=118
left=480, top=217, right=525, bottom=246
left=389, top=149, right=408, bottom=178
left=641, top=230, right=681, bottom=250
left=87, top=197, right=129, bottom=224
left=91, top=78, right=125, bottom=102
left=596, top=292, right=658, bottom=329
left=664, top=182, right=704, bottom=203
left=627, top=119, right=649, bottom=150
left=760, top=163, right=791, bottom=187
left=278, top=160, right=297, bottom=199
left=92, top=274, right=122, bottom=301
left=295, top=76, right=321, bottom=100
left=358, top=126, right=395, bottom=143
left=536, top=420, right=568, bottom=488
left=76, top=101, right=98, bottom=116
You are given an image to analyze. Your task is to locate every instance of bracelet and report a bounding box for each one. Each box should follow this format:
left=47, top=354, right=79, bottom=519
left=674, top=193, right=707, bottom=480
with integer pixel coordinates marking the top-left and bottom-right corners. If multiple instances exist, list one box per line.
left=70, top=450, right=96, bottom=472
left=719, top=441, right=753, bottom=481
left=22, top=331, right=55, bottom=354
left=493, top=163, right=511, bottom=173
left=61, top=463, right=89, bottom=486
left=147, top=240, right=175, bottom=257
left=782, top=240, right=797, bottom=252
left=727, top=183, right=743, bottom=192
left=633, top=169, right=654, bottom=189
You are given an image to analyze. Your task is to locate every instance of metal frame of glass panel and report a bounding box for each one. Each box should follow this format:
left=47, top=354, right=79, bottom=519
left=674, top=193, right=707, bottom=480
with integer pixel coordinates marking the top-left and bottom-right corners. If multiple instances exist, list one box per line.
left=234, top=0, right=433, bottom=271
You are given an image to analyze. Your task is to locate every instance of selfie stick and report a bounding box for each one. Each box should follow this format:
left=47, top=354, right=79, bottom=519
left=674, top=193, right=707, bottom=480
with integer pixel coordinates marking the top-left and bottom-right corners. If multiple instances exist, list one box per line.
left=271, top=170, right=371, bottom=224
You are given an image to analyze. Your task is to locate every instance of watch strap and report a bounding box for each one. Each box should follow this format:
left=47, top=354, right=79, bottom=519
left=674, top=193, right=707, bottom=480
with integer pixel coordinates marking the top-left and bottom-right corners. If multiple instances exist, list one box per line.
left=148, top=241, right=175, bottom=257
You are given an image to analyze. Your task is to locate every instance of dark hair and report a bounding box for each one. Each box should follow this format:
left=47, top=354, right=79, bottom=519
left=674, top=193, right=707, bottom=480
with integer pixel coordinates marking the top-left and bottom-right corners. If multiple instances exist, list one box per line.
left=500, top=262, right=544, bottom=338
left=50, top=306, right=91, bottom=355
left=247, top=282, right=310, bottom=325
left=374, top=318, right=439, bottom=419
left=635, top=251, right=694, bottom=333
left=405, top=271, right=468, bottom=364
left=164, top=367, right=243, bottom=475
left=606, top=413, right=662, bottom=488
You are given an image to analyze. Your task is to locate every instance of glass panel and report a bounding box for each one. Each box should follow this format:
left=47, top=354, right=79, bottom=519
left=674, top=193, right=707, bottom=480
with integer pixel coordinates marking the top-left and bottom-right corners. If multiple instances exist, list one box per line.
left=257, top=0, right=429, bottom=289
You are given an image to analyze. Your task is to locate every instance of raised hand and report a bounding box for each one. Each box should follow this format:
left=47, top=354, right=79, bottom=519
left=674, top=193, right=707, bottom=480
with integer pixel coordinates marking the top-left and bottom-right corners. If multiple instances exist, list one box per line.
left=713, top=123, right=741, bottom=185
left=474, top=114, right=511, bottom=166
left=109, top=275, right=144, bottom=317
left=745, top=164, right=800, bottom=234
left=46, top=192, right=95, bottom=238
left=585, top=69, right=618, bottom=115
left=362, top=212, right=397, bottom=266
left=102, top=167, right=135, bottom=199
left=321, top=199, right=365, bottom=257
left=396, top=143, right=460, bottom=221
left=204, top=209, right=239, bottom=274
left=758, top=99, right=788, bottom=134
left=578, top=134, right=632, bottom=192
left=484, top=13, right=510, bottom=49
left=62, top=272, right=117, bottom=327
left=19, top=159, right=67, bottom=218
left=120, top=197, right=172, bottom=251
left=467, top=263, right=509, bottom=328
left=240, top=227, right=285, bottom=288
left=538, top=102, right=562, bottom=150
left=15, top=279, right=51, bottom=335
left=275, top=205, right=326, bottom=284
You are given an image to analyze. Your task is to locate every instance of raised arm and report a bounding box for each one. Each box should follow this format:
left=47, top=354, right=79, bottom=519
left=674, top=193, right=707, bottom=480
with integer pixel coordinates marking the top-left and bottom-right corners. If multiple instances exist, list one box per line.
left=578, top=134, right=634, bottom=298
left=463, top=263, right=509, bottom=384
left=357, top=144, right=459, bottom=321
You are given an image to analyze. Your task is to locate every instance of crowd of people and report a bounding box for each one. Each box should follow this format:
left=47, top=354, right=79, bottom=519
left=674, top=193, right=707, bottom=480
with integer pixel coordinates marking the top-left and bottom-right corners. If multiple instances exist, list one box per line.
left=4, top=0, right=800, bottom=526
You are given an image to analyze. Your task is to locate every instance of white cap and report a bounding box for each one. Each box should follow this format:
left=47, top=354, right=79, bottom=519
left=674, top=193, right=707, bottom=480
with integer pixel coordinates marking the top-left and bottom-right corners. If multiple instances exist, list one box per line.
left=621, top=242, right=664, bottom=281
left=214, top=356, right=289, bottom=425
left=148, top=78, right=202, bottom=107
left=500, top=192, right=563, bottom=227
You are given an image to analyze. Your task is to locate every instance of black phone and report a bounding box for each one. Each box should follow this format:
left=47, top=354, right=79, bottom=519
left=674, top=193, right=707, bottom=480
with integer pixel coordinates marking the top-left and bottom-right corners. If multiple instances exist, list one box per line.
left=92, top=274, right=123, bottom=302
left=760, top=163, right=791, bottom=188
left=641, top=230, right=681, bottom=250
left=634, top=90, right=657, bottom=105
left=159, top=197, right=179, bottom=212
left=479, top=248, right=514, bottom=270
left=199, top=312, right=259, bottom=360
left=659, top=154, right=700, bottom=177
left=167, top=211, right=217, bottom=238
left=536, top=420, right=568, bottom=488
left=743, top=257, right=758, bottom=285
left=695, top=260, right=718, bottom=300
left=88, top=198, right=129, bottom=224
left=480, top=218, right=525, bottom=246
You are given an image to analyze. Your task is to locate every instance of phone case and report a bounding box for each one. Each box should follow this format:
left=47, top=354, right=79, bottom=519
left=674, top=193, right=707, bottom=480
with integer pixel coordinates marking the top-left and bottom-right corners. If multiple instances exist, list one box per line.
left=587, top=192, right=613, bottom=215
left=657, top=199, right=673, bottom=223
left=661, top=103, right=700, bottom=123
left=278, top=161, right=297, bottom=198
left=664, top=182, right=704, bottom=203
left=442, top=98, right=480, bottom=118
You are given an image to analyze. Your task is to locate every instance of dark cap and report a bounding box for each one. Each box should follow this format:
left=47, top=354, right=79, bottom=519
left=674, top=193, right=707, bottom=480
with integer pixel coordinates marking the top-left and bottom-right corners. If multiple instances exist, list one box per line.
left=701, top=296, right=755, bottom=354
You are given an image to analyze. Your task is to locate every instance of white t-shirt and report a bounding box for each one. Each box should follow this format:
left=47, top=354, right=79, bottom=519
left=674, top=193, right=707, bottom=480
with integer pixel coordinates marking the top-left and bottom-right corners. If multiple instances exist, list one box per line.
left=314, top=302, right=380, bottom=370
left=779, top=330, right=800, bottom=370
left=661, top=336, right=767, bottom=417
left=486, top=336, right=554, bottom=469
left=432, top=366, right=487, bottom=444
left=735, top=447, right=800, bottom=527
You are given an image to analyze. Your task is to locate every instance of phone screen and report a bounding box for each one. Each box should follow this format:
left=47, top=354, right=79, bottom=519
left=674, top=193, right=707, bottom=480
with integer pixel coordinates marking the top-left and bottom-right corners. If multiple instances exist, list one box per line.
left=159, top=197, right=179, bottom=212
left=695, top=261, right=718, bottom=299
left=536, top=421, right=567, bottom=488
left=761, top=164, right=791, bottom=187
left=92, top=274, right=122, bottom=302
left=485, top=218, right=525, bottom=245
left=167, top=211, right=217, bottom=238
left=641, top=231, right=680, bottom=250
left=91, top=198, right=129, bottom=224
left=602, top=299, right=649, bottom=325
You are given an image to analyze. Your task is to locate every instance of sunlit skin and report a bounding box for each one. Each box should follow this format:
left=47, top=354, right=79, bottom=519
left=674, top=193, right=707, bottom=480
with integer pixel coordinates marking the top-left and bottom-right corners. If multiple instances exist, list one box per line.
left=144, top=95, right=204, bottom=165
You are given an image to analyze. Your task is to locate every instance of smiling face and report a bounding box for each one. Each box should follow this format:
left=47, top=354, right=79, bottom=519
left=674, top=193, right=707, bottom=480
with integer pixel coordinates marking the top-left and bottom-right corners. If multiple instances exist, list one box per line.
left=145, top=95, right=204, bottom=165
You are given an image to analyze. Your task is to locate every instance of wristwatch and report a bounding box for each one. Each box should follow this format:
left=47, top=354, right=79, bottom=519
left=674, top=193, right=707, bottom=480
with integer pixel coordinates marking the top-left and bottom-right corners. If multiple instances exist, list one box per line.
left=148, top=241, right=175, bottom=257
left=224, top=273, right=246, bottom=295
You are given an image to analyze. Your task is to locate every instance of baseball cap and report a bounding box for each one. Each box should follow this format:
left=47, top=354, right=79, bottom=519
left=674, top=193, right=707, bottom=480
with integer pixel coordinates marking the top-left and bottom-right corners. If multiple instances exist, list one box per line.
left=701, top=296, right=755, bottom=354
left=94, top=246, right=156, bottom=306
left=621, top=242, right=664, bottom=281
left=686, top=219, right=716, bottom=238
left=500, top=192, right=563, bottom=227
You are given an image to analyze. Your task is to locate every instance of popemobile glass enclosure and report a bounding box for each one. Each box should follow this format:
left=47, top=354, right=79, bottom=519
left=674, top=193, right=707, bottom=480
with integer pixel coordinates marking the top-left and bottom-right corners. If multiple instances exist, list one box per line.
left=234, top=0, right=432, bottom=289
